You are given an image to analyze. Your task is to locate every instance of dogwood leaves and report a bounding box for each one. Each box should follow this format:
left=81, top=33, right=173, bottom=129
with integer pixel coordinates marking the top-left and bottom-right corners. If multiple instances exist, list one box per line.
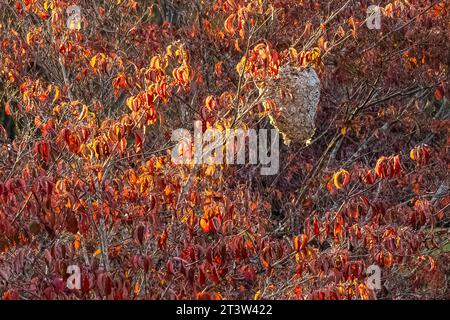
left=327, top=169, right=351, bottom=193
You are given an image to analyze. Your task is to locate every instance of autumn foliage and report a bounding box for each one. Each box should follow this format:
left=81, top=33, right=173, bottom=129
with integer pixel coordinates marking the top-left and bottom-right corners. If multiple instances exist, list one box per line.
left=0, top=0, right=449, bottom=300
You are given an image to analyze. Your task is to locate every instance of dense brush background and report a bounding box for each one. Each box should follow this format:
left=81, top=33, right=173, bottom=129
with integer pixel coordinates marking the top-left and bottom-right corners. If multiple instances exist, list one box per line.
left=0, top=0, right=448, bottom=300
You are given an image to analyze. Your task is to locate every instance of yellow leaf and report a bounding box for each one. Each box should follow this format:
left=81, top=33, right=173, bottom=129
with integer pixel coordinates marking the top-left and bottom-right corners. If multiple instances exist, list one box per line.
left=205, top=165, right=215, bottom=176
left=26, top=32, right=32, bottom=45
left=150, top=56, right=161, bottom=70
left=90, top=55, right=97, bottom=69
left=126, top=96, right=134, bottom=111
left=289, top=47, right=298, bottom=58
left=409, top=148, right=416, bottom=161
left=254, top=290, right=261, bottom=300
left=93, top=249, right=101, bottom=257
left=333, top=169, right=350, bottom=190
left=53, top=86, right=60, bottom=103
left=92, top=140, right=100, bottom=159
left=78, top=105, right=89, bottom=121
left=165, top=44, right=173, bottom=58
left=236, top=56, right=246, bottom=75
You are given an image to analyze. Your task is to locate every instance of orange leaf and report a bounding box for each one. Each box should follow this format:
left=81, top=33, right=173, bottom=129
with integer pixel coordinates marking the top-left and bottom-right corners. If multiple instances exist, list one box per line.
left=348, top=17, right=357, bottom=38
left=134, top=282, right=140, bottom=295
left=326, top=178, right=335, bottom=193
left=261, top=256, right=270, bottom=269
left=74, top=236, right=81, bottom=251
left=224, top=14, right=236, bottom=35
left=38, top=93, right=48, bottom=103
left=375, top=156, right=387, bottom=178
left=205, top=95, right=216, bottom=111
left=214, top=62, right=223, bottom=77
left=384, top=3, right=394, bottom=18
left=200, top=217, right=210, bottom=233
left=119, top=137, right=127, bottom=154
left=4, top=101, right=11, bottom=116
left=293, top=235, right=300, bottom=252
left=293, top=234, right=308, bottom=251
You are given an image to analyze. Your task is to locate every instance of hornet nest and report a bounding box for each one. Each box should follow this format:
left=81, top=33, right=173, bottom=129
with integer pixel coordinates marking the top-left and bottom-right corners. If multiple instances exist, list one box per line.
left=259, top=66, right=321, bottom=145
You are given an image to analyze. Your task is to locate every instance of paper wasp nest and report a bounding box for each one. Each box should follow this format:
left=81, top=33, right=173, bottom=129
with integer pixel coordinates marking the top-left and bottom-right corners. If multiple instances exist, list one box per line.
left=260, top=66, right=320, bottom=145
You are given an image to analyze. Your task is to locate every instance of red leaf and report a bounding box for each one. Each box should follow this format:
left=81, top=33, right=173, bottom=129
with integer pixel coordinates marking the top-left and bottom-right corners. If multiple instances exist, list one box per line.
left=434, top=86, right=444, bottom=101
left=134, top=131, right=143, bottom=153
